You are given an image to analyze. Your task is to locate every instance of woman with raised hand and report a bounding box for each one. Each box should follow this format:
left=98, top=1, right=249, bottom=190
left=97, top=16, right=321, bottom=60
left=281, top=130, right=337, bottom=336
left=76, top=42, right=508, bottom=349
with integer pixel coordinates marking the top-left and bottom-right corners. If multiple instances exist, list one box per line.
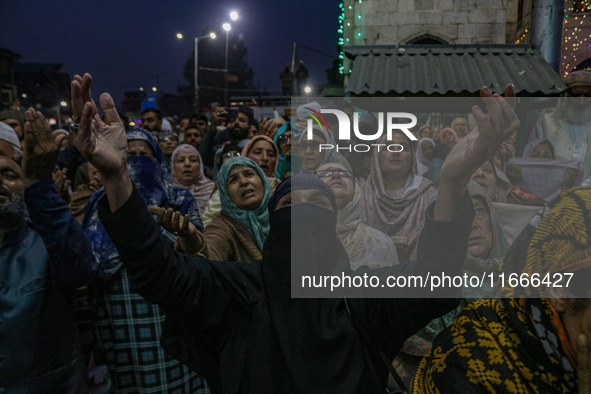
left=71, top=72, right=520, bottom=393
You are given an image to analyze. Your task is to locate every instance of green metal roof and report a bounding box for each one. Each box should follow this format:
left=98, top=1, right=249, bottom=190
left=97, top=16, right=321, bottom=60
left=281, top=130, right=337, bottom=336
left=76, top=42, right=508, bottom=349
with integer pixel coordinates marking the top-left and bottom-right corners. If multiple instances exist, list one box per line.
left=344, top=45, right=566, bottom=97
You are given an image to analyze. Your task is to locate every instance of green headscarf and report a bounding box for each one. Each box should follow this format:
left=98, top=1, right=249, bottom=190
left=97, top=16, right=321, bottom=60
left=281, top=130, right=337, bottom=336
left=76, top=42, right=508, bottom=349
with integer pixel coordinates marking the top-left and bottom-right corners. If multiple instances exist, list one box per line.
left=217, top=156, right=272, bottom=250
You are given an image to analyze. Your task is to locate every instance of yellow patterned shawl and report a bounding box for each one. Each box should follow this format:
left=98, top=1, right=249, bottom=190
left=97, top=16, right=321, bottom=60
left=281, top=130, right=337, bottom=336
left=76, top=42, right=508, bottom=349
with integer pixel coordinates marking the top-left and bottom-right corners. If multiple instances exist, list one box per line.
left=413, top=298, right=576, bottom=393
left=414, top=187, right=591, bottom=393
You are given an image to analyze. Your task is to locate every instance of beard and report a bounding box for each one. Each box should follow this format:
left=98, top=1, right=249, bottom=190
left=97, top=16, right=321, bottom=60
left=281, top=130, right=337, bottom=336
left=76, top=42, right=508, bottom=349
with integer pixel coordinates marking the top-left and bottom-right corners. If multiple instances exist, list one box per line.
left=230, top=125, right=249, bottom=141
left=565, top=106, right=591, bottom=124
left=0, top=189, right=25, bottom=229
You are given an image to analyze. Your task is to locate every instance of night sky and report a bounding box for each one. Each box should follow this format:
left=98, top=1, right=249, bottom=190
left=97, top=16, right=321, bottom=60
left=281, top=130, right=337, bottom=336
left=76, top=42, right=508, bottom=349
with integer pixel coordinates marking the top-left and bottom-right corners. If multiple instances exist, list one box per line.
left=1, top=0, right=339, bottom=107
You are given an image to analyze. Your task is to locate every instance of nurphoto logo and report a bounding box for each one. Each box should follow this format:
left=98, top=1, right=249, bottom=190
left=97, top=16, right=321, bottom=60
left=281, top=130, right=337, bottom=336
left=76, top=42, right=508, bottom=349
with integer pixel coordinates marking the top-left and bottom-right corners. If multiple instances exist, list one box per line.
left=301, top=107, right=418, bottom=153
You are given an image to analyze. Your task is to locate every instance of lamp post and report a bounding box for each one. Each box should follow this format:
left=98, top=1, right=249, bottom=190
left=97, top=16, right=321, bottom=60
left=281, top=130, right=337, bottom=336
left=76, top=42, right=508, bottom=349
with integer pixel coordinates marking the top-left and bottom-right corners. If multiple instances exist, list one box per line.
left=222, top=22, right=232, bottom=106
left=194, top=32, right=217, bottom=109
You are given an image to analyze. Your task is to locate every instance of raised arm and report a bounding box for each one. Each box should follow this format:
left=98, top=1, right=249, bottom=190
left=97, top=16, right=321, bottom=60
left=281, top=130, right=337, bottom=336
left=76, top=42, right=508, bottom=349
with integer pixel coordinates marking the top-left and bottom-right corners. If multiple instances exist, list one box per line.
left=21, top=108, right=95, bottom=288
left=70, top=73, right=252, bottom=316
left=434, top=84, right=519, bottom=221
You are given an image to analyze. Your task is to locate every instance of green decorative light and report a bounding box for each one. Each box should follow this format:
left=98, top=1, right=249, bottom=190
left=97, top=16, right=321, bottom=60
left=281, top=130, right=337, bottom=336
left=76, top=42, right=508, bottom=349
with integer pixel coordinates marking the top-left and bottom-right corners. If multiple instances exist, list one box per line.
left=338, top=0, right=363, bottom=75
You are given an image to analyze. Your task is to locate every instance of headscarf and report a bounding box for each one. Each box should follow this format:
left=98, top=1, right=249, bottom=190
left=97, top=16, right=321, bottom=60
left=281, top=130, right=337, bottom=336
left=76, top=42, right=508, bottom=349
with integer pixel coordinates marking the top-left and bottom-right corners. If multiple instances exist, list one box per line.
left=217, top=156, right=272, bottom=250
left=413, top=187, right=591, bottom=393
left=505, top=138, right=583, bottom=203
left=317, top=162, right=399, bottom=270
left=83, top=128, right=202, bottom=280
left=415, top=137, right=435, bottom=176
left=260, top=174, right=377, bottom=392
left=241, top=135, right=280, bottom=177
left=360, top=133, right=436, bottom=261
left=296, top=125, right=351, bottom=173
left=170, top=144, right=215, bottom=215
left=273, top=121, right=291, bottom=179
left=439, top=127, right=457, bottom=148
left=399, top=181, right=510, bottom=361
left=522, top=137, right=556, bottom=159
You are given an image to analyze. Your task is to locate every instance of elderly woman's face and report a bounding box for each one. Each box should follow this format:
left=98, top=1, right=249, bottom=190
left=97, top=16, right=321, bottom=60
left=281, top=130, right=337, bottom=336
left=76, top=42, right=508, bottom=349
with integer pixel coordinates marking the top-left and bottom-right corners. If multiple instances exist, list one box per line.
left=226, top=165, right=264, bottom=210
left=298, top=134, right=326, bottom=171
left=530, top=142, right=554, bottom=160
left=378, top=133, right=413, bottom=178
left=468, top=197, right=493, bottom=259
left=174, top=152, right=200, bottom=185
left=127, top=140, right=154, bottom=158
left=471, top=162, right=497, bottom=202
left=316, top=166, right=355, bottom=211
left=248, top=140, right=277, bottom=177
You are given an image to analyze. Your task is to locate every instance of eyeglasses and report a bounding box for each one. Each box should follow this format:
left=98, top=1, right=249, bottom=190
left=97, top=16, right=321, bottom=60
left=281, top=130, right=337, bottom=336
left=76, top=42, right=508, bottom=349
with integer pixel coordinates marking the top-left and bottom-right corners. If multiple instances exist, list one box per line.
left=277, top=133, right=299, bottom=144
left=159, top=136, right=178, bottom=142
left=297, top=141, right=321, bottom=152
left=222, top=151, right=241, bottom=159
left=315, top=169, right=353, bottom=178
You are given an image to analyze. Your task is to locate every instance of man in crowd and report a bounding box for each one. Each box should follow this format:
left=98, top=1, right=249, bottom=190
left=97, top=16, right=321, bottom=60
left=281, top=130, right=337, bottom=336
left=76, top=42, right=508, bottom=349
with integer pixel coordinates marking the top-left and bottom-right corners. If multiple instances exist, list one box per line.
left=200, top=105, right=253, bottom=168
left=0, top=109, right=25, bottom=144
left=184, top=123, right=203, bottom=149
left=141, top=108, right=163, bottom=136
left=0, top=121, right=22, bottom=159
left=0, top=108, right=95, bottom=391
left=279, top=63, right=295, bottom=95
left=451, top=117, right=469, bottom=139
left=190, top=112, right=209, bottom=137
left=534, top=70, right=591, bottom=183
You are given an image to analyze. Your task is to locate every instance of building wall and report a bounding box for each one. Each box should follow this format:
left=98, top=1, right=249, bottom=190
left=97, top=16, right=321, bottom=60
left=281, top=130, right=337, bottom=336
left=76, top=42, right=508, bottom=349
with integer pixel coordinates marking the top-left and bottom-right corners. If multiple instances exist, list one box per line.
left=560, top=7, right=591, bottom=77
left=342, top=0, right=520, bottom=47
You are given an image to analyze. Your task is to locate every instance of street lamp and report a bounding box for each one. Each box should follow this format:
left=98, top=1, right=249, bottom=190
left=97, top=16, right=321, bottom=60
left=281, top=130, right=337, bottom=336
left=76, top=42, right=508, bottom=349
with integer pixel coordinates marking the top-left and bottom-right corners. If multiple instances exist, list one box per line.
left=230, top=11, right=239, bottom=21
left=222, top=22, right=232, bottom=106
left=193, top=32, right=217, bottom=109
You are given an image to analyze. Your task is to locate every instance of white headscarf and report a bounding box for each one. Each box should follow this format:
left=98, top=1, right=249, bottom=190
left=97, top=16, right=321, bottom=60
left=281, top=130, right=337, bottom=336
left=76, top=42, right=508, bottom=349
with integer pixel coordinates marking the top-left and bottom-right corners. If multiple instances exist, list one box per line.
left=416, top=137, right=435, bottom=176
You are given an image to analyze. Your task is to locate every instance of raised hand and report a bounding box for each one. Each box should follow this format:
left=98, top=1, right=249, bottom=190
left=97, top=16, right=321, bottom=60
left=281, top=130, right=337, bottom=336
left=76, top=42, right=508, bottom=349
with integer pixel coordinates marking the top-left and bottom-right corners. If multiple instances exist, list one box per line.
left=71, top=73, right=131, bottom=211
left=436, top=84, right=519, bottom=220
left=149, top=206, right=203, bottom=255
left=70, top=73, right=95, bottom=123
left=22, top=108, right=60, bottom=185
left=71, top=73, right=127, bottom=180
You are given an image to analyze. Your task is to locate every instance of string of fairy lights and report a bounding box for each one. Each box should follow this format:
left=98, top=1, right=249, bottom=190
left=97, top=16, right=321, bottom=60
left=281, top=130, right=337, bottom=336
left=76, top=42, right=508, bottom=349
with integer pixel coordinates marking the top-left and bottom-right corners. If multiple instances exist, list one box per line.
left=338, top=0, right=363, bottom=75
left=562, top=1, right=591, bottom=76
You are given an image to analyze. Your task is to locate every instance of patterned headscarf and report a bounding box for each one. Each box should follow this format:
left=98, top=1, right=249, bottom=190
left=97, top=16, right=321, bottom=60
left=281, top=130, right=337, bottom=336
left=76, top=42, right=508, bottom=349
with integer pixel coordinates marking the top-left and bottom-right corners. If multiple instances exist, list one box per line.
left=170, top=144, right=215, bottom=215
left=217, top=156, right=272, bottom=250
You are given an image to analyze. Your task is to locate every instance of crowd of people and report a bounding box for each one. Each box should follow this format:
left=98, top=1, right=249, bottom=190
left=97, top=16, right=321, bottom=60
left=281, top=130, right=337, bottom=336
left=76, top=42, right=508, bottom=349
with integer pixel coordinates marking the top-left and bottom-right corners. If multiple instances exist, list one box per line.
left=2, top=70, right=591, bottom=393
